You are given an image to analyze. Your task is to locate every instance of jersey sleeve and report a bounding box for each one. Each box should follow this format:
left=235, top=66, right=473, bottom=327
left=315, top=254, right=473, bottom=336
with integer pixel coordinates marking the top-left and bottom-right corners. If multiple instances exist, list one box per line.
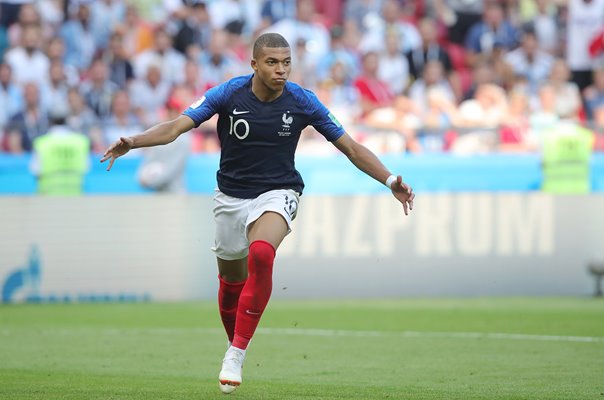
left=306, top=91, right=345, bottom=142
left=182, top=83, right=227, bottom=127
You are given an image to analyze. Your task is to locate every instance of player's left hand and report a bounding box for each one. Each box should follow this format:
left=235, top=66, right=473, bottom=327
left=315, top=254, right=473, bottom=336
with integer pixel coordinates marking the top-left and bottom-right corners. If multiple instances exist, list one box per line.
left=100, top=137, right=134, bottom=171
left=389, top=175, right=414, bottom=216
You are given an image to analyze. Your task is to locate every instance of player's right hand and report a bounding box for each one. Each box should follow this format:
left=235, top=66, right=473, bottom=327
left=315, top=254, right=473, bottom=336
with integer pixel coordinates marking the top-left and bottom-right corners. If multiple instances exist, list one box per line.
left=100, top=137, right=134, bottom=171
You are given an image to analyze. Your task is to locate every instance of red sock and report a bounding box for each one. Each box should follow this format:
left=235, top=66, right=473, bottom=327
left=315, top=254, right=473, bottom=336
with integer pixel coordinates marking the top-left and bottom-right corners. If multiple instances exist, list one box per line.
left=232, top=240, right=276, bottom=350
left=218, top=275, right=246, bottom=343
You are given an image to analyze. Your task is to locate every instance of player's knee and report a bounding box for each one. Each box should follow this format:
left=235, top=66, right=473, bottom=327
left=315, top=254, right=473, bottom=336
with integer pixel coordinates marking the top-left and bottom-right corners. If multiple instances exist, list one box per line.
left=248, top=240, right=276, bottom=271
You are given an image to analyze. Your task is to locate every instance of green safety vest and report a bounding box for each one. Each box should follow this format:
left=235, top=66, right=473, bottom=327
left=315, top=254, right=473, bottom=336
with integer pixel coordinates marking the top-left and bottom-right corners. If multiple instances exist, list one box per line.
left=541, top=124, right=594, bottom=194
left=33, top=132, right=90, bottom=195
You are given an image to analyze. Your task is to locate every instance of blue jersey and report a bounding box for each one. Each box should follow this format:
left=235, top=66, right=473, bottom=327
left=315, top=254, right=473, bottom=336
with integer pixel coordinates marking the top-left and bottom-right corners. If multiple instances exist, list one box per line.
left=183, top=75, right=345, bottom=198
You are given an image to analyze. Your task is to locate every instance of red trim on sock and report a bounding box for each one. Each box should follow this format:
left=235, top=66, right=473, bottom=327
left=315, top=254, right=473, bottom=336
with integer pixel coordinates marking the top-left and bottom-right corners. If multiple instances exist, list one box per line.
left=249, top=240, right=276, bottom=256
left=218, top=274, right=246, bottom=287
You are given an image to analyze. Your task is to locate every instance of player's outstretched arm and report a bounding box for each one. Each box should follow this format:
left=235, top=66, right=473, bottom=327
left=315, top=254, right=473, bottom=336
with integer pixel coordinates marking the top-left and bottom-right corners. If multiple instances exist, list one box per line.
left=101, top=115, right=196, bottom=171
left=333, top=133, right=415, bottom=215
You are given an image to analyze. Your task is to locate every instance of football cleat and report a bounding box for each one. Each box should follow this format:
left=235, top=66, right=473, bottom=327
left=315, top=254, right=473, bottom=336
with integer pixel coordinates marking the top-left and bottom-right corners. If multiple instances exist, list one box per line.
left=219, top=346, right=246, bottom=394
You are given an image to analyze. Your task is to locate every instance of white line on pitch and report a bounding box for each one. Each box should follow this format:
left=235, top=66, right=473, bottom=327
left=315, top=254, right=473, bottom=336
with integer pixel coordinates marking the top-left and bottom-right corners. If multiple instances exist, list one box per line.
left=256, top=328, right=603, bottom=343
left=2, top=327, right=602, bottom=343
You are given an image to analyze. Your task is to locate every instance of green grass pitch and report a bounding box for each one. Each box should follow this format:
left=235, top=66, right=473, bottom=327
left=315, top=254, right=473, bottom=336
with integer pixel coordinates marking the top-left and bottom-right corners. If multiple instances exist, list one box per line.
left=1, top=298, right=603, bottom=399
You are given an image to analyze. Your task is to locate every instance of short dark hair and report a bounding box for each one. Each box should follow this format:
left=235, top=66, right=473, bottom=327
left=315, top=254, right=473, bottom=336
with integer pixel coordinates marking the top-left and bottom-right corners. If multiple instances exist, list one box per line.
left=49, top=113, right=67, bottom=126
left=521, top=23, right=536, bottom=36
left=253, top=33, right=290, bottom=58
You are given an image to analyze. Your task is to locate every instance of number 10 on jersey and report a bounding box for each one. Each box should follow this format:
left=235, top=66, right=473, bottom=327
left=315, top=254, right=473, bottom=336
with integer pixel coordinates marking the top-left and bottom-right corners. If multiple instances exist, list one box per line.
left=229, top=116, right=250, bottom=140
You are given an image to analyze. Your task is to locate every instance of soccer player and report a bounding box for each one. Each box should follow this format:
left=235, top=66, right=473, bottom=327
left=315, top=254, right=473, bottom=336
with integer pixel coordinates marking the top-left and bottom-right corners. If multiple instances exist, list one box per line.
left=101, top=32, right=415, bottom=394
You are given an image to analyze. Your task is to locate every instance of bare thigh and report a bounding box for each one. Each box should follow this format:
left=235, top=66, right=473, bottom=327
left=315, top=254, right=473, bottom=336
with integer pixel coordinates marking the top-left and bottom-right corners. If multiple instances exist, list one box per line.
left=247, top=211, right=289, bottom=250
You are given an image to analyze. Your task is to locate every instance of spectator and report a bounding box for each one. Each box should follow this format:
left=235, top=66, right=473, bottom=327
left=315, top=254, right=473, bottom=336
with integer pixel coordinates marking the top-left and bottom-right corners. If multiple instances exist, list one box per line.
left=499, top=88, right=534, bottom=152
left=451, top=83, right=507, bottom=153
left=503, top=26, right=554, bottom=93
left=458, top=83, right=508, bottom=129
left=207, top=0, right=261, bottom=37
left=360, top=0, right=422, bottom=54
left=45, top=36, right=79, bottom=86
left=172, top=1, right=212, bottom=55
left=41, top=61, right=71, bottom=120
left=408, top=18, right=453, bottom=79
left=463, top=60, right=496, bottom=100
left=529, top=83, right=560, bottom=146
left=314, top=0, right=345, bottom=28
left=319, top=60, right=361, bottom=125
left=4, top=24, right=49, bottom=87
left=378, top=30, right=410, bottom=96
left=343, top=0, right=384, bottom=34
left=316, top=25, right=360, bottom=84
left=183, top=59, right=209, bottom=99
left=101, top=90, right=143, bottom=148
left=224, top=19, right=249, bottom=62
left=464, top=2, right=520, bottom=67
left=421, top=87, right=458, bottom=131
left=37, top=0, right=64, bottom=31
left=198, top=29, right=245, bottom=88
left=59, top=3, right=96, bottom=72
left=408, top=59, right=456, bottom=113
left=354, top=51, right=395, bottom=118
left=89, top=0, right=126, bottom=51
left=288, top=37, right=319, bottom=88
left=0, top=63, right=23, bottom=133
left=528, top=0, right=559, bottom=55
left=417, top=87, right=459, bottom=152
left=129, top=62, right=172, bottom=127
left=407, top=17, right=458, bottom=97
left=434, top=0, right=484, bottom=45
left=7, top=2, right=43, bottom=47
left=100, top=32, right=135, bottom=89
left=547, top=58, right=582, bottom=120
left=0, top=0, right=31, bottom=29
left=116, top=4, right=154, bottom=58
left=138, top=0, right=187, bottom=28
left=339, top=19, right=363, bottom=63
left=259, top=0, right=297, bottom=31
left=80, top=58, right=119, bottom=119
left=65, top=88, right=103, bottom=153
left=362, top=95, right=422, bottom=153
left=566, top=0, right=604, bottom=91
left=133, top=27, right=186, bottom=85
left=264, top=0, right=331, bottom=66
left=5, top=81, right=48, bottom=153
left=584, top=64, right=604, bottom=119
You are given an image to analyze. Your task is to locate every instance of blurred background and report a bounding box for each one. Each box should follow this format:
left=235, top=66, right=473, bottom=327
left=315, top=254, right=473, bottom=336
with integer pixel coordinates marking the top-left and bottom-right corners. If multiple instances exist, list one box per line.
left=1, top=0, right=604, bottom=303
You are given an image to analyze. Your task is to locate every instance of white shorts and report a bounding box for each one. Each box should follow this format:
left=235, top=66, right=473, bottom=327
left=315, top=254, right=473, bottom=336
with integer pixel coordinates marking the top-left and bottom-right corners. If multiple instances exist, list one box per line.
left=211, top=188, right=300, bottom=260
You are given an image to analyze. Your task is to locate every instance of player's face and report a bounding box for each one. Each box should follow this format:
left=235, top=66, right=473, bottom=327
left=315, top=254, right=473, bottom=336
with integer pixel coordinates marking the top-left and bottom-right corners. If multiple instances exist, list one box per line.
left=252, top=47, right=291, bottom=92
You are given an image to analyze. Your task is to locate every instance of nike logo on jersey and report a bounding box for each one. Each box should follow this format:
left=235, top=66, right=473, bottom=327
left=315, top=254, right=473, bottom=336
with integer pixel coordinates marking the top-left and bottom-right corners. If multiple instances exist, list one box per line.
left=233, top=109, right=250, bottom=115
left=245, top=309, right=261, bottom=316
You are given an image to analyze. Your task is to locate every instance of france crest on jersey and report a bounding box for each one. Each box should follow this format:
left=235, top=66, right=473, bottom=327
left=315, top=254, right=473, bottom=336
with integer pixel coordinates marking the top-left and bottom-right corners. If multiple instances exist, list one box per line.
left=183, top=75, right=345, bottom=198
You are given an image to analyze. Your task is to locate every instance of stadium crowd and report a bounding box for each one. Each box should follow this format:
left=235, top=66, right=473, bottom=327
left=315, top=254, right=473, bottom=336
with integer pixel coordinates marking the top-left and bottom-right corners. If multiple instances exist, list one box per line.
left=0, top=0, right=603, bottom=155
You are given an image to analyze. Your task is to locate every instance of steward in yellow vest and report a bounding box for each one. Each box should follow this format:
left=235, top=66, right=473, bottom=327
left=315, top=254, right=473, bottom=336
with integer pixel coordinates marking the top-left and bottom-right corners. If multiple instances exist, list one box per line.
left=32, top=123, right=90, bottom=195
left=541, top=122, right=594, bottom=194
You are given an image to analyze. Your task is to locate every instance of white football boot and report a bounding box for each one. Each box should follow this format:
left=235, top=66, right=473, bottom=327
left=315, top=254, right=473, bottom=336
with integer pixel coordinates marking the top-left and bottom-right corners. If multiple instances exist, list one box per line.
left=219, top=346, right=246, bottom=394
